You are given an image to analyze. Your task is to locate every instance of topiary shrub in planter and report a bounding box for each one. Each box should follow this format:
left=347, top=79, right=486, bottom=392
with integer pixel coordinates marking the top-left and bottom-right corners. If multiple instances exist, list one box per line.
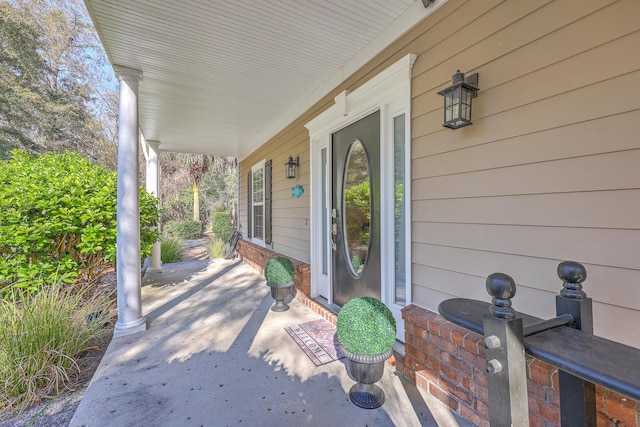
left=264, top=256, right=295, bottom=312
left=336, top=296, right=396, bottom=409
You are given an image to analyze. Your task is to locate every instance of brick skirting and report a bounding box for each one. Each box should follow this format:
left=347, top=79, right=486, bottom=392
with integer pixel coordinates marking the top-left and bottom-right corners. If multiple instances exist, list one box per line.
left=237, top=239, right=311, bottom=297
left=401, top=304, right=640, bottom=427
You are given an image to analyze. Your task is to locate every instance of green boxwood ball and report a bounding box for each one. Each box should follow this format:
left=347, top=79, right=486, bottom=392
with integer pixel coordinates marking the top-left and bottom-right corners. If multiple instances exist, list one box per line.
left=337, top=296, right=396, bottom=355
left=264, top=256, right=295, bottom=285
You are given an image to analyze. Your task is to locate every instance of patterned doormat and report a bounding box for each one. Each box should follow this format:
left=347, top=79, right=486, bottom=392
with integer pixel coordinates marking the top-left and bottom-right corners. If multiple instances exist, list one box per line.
left=285, top=318, right=344, bottom=366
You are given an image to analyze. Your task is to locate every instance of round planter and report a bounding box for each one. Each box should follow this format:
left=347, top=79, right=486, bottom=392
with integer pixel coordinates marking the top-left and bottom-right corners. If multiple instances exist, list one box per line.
left=339, top=345, right=393, bottom=409
left=267, top=281, right=293, bottom=312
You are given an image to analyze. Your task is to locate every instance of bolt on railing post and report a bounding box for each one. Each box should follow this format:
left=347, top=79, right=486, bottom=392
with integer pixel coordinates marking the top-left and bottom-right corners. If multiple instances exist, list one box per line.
left=556, top=261, right=596, bottom=426
left=483, top=273, right=530, bottom=426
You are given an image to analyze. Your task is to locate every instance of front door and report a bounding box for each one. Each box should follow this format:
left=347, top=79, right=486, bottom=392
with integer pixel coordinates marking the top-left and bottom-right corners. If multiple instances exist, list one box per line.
left=331, top=111, right=380, bottom=307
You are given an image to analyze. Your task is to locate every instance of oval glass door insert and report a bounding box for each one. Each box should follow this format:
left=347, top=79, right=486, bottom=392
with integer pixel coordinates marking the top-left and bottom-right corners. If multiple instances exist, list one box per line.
left=342, top=139, right=371, bottom=277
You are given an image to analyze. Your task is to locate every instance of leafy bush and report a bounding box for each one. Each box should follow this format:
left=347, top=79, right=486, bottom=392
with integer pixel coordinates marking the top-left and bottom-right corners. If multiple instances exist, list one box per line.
left=161, top=237, right=183, bottom=264
left=163, top=220, right=204, bottom=240
left=0, top=284, right=111, bottom=414
left=212, top=212, right=232, bottom=239
left=207, top=236, right=226, bottom=259
left=0, top=151, right=158, bottom=295
left=337, top=296, right=396, bottom=355
left=264, top=256, right=295, bottom=285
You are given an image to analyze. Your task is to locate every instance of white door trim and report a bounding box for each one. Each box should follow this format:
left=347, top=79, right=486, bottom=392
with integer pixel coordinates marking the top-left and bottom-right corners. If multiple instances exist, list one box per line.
left=306, top=53, right=416, bottom=341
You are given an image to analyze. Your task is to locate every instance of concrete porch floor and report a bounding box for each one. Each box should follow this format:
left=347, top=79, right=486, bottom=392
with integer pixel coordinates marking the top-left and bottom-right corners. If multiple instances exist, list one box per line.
left=70, top=258, right=472, bottom=427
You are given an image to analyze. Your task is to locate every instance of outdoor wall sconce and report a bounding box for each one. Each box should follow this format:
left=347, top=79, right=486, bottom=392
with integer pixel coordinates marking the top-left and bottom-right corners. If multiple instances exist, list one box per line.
left=285, top=156, right=299, bottom=179
left=437, top=70, right=480, bottom=129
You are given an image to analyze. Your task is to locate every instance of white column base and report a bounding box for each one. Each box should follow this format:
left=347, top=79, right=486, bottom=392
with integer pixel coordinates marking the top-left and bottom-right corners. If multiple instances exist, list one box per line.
left=113, top=317, right=147, bottom=338
left=148, top=241, right=162, bottom=273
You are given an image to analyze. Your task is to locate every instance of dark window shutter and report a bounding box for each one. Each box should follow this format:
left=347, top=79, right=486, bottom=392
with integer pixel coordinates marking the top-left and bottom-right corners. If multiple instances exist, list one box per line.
left=247, top=171, right=252, bottom=239
left=264, top=160, right=272, bottom=245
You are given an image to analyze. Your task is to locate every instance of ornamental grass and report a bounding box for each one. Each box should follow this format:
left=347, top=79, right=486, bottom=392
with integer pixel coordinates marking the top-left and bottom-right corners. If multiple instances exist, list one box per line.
left=161, top=236, right=184, bottom=263
left=0, top=285, right=111, bottom=416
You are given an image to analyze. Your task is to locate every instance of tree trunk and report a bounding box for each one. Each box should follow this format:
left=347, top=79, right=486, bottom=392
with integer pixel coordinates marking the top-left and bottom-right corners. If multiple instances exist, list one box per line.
left=193, top=181, right=200, bottom=221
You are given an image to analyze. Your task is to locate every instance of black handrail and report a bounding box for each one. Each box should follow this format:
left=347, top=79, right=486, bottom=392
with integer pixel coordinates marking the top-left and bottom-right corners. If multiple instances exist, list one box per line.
left=438, top=261, right=640, bottom=427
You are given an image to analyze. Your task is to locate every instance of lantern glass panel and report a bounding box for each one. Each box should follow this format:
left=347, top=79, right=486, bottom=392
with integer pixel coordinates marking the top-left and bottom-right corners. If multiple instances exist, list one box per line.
left=452, top=86, right=462, bottom=120
left=444, top=91, right=454, bottom=123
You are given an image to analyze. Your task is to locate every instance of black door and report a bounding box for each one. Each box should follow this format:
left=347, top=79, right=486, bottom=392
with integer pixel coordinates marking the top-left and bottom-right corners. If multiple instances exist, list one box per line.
left=331, top=111, right=381, bottom=306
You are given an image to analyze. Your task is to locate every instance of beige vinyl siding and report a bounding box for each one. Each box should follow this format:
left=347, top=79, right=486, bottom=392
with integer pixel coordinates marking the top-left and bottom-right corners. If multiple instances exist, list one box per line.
left=410, top=0, right=640, bottom=348
left=240, top=121, right=314, bottom=263
left=239, top=0, right=640, bottom=347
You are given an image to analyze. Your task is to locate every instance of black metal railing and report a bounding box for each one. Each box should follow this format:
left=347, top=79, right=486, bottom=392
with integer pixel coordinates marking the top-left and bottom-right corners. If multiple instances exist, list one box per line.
left=438, top=261, right=640, bottom=427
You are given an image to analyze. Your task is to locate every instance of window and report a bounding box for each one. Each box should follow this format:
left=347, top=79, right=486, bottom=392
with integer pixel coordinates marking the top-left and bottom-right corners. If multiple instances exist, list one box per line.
left=247, top=160, right=271, bottom=245
left=393, top=114, right=406, bottom=305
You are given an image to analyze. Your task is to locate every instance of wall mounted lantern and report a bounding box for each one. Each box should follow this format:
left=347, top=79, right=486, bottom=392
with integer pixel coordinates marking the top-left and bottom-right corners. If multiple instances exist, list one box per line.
left=285, top=156, right=299, bottom=179
left=437, top=70, right=480, bottom=129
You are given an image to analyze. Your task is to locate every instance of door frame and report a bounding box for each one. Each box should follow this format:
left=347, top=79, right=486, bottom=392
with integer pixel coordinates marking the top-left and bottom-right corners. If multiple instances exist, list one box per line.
left=305, top=53, right=416, bottom=341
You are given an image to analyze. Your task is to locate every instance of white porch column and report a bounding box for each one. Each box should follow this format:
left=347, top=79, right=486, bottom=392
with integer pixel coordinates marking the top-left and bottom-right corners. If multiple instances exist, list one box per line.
left=113, top=65, right=146, bottom=337
left=146, top=140, right=162, bottom=273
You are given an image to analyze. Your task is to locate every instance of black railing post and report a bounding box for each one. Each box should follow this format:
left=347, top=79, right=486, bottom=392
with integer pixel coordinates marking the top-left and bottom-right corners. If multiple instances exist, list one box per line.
left=483, top=273, right=529, bottom=426
left=556, top=261, right=596, bottom=427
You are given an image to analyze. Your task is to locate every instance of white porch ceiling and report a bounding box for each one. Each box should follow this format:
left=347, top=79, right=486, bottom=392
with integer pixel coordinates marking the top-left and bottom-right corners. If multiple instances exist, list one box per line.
left=85, top=0, right=437, bottom=158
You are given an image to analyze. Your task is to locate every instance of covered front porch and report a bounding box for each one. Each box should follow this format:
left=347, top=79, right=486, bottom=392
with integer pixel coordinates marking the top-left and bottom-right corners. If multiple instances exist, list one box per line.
left=70, top=257, right=469, bottom=426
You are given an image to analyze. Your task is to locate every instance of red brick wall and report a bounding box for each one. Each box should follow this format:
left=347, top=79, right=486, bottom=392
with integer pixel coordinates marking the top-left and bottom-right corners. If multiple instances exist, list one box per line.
left=237, top=239, right=310, bottom=296
left=402, top=305, right=640, bottom=427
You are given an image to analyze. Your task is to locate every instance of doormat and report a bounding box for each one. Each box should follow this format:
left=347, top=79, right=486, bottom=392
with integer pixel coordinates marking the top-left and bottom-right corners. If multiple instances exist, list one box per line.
left=285, top=318, right=343, bottom=366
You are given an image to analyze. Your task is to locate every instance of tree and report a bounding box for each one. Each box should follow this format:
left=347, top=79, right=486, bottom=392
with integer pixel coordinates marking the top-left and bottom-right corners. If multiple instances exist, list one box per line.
left=189, top=154, right=209, bottom=222
left=160, top=152, right=238, bottom=227
left=0, top=0, right=118, bottom=167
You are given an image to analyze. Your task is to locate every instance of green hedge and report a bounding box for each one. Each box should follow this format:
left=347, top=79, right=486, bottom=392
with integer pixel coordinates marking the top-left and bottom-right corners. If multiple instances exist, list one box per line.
left=212, top=211, right=232, bottom=239
left=163, top=220, right=204, bottom=240
left=0, top=151, right=158, bottom=295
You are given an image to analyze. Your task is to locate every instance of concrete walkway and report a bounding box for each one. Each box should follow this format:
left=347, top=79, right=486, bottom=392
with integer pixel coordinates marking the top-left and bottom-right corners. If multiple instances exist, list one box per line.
left=70, top=258, right=471, bottom=427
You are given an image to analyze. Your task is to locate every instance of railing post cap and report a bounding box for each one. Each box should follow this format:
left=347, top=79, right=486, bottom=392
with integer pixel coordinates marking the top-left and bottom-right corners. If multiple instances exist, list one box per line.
left=557, top=261, right=587, bottom=283
left=486, top=272, right=516, bottom=319
left=558, top=261, right=587, bottom=299
left=486, top=272, right=516, bottom=300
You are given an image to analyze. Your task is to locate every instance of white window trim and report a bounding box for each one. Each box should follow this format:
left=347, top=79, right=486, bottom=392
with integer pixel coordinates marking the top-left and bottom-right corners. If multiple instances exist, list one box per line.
left=250, top=159, right=266, bottom=248
left=305, top=53, right=416, bottom=341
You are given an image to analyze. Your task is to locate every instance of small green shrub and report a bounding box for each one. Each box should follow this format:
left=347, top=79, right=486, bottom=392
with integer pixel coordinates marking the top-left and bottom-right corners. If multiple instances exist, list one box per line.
left=161, top=237, right=183, bottom=264
left=337, top=296, right=396, bottom=355
left=163, top=220, right=204, bottom=240
left=0, top=151, right=158, bottom=295
left=207, top=236, right=226, bottom=259
left=0, top=284, right=111, bottom=414
left=264, top=257, right=295, bottom=285
left=212, top=212, right=232, bottom=238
